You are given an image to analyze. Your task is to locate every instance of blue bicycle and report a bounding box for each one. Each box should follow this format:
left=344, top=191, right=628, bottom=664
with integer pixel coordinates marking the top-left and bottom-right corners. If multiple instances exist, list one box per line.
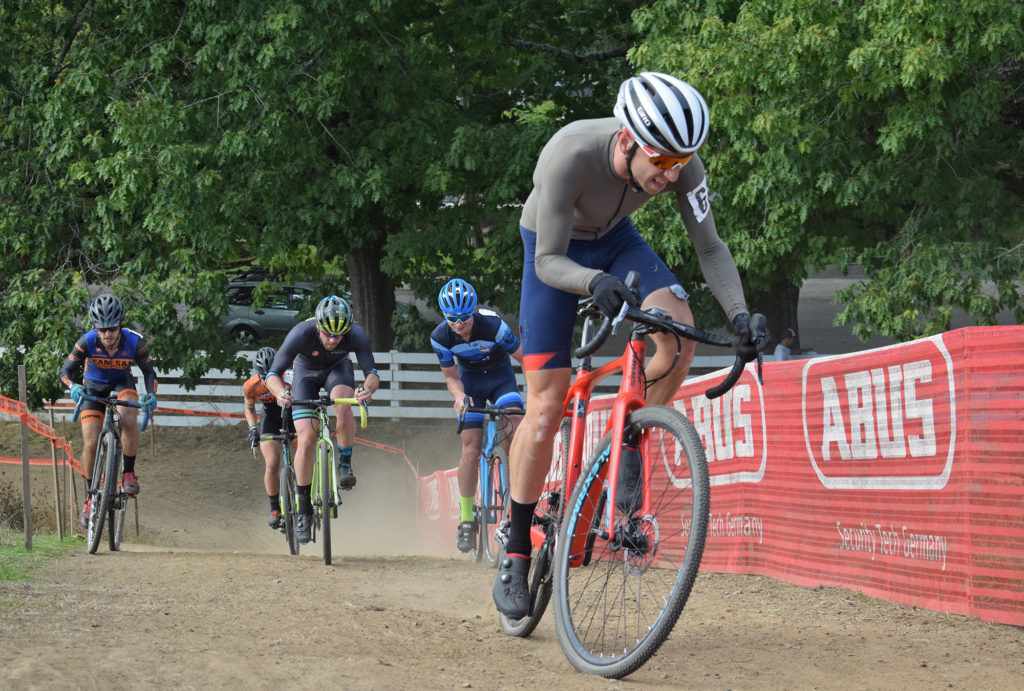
left=457, top=401, right=523, bottom=567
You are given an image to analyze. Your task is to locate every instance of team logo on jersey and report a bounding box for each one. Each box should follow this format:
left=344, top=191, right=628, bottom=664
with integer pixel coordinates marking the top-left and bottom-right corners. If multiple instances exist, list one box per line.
left=686, top=175, right=711, bottom=223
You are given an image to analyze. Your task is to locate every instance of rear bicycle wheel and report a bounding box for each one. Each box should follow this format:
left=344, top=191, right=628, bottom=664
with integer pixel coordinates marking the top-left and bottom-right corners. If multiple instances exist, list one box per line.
left=88, top=433, right=118, bottom=554
left=317, top=437, right=334, bottom=565
left=480, top=448, right=509, bottom=568
left=111, top=494, right=128, bottom=551
left=553, top=405, right=710, bottom=679
left=499, top=417, right=569, bottom=637
left=280, top=462, right=299, bottom=555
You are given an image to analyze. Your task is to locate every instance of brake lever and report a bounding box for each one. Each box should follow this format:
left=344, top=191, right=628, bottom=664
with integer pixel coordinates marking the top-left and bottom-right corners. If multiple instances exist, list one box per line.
left=610, top=301, right=630, bottom=336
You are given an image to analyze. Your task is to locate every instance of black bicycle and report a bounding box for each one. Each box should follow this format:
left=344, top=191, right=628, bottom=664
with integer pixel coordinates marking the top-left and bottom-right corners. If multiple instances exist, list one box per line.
left=260, top=423, right=300, bottom=555
left=72, top=392, right=151, bottom=554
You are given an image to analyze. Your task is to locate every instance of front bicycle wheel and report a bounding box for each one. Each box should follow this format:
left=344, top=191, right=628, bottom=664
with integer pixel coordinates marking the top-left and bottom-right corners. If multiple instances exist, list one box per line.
left=480, top=448, right=509, bottom=568
left=317, top=438, right=334, bottom=565
left=88, top=433, right=119, bottom=554
left=553, top=405, right=710, bottom=678
left=280, top=462, right=299, bottom=555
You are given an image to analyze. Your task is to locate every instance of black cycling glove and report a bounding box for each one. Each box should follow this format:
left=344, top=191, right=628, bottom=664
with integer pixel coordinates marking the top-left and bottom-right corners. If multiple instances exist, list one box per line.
left=732, top=313, right=770, bottom=362
left=588, top=273, right=638, bottom=318
left=247, top=426, right=259, bottom=448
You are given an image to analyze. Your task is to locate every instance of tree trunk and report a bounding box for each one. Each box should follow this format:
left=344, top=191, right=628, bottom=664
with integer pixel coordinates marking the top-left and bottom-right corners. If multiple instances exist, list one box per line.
left=747, top=277, right=801, bottom=353
left=346, top=245, right=396, bottom=351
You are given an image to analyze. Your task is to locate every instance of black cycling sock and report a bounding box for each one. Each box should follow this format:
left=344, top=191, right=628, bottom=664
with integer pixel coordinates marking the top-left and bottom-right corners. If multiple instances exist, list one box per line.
left=122, top=455, right=136, bottom=474
left=268, top=494, right=280, bottom=512
left=82, top=477, right=91, bottom=496
left=337, top=445, right=353, bottom=465
left=297, top=484, right=312, bottom=514
left=505, top=499, right=538, bottom=558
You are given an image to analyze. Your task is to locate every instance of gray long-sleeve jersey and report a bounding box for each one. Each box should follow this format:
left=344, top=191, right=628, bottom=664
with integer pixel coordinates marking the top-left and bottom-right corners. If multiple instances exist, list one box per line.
left=519, top=117, right=748, bottom=321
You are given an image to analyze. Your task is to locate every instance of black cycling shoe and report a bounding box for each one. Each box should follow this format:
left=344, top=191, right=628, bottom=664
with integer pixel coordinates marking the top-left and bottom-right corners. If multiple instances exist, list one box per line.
left=455, top=520, right=477, bottom=553
left=493, top=555, right=531, bottom=619
left=338, top=462, right=356, bottom=490
left=615, top=443, right=643, bottom=515
left=267, top=510, right=283, bottom=530
left=295, top=512, right=312, bottom=544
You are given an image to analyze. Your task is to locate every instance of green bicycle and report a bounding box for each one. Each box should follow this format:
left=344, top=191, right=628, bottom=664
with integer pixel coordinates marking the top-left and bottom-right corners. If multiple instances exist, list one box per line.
left=290, top=394, right=367, bottom=565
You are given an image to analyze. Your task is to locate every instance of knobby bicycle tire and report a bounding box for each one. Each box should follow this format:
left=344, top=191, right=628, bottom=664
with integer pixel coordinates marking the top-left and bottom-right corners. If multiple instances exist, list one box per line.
left=480, top=447, right=509, bottom=568
left=499, top=417, right=570, bottom=637
left=280, top=462, right=299, bottom=555
left=317, top=437, right=334, bottom=565
left=552, top=405, right=710, bottom=678
left=112, top=495, right=128, bottom=551
left=88, top=432, right=119, bottom=554
left=106, top=437, right=125, bottom=552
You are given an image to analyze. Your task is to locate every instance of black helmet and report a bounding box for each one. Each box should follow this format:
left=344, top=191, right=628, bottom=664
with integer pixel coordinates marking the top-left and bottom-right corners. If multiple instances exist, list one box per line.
left=315, top=295, right=353, bottom=336
left=254, top=347, right=276, bottom=379
left=89, top=294, right=125, bottom=329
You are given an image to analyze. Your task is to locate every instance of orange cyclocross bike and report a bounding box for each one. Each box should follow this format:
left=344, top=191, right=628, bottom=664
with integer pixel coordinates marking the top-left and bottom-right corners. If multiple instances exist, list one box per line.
left=499, top=271, right=766, bottom=678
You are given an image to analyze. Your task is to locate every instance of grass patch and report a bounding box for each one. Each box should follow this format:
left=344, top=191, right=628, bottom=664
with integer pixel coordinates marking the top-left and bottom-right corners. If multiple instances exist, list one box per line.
left=0, top=528, right=79, bottom=582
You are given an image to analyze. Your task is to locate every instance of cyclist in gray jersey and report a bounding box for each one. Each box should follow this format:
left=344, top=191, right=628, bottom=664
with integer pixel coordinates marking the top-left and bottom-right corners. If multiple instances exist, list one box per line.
left=494, top=72, right=766, bottom=619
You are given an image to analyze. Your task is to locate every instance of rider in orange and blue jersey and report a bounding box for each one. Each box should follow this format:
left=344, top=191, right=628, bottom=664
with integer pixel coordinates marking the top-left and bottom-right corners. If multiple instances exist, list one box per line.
left=243, top=346, right=295, bottom=530
left=59, top=294, right=158, bottom=528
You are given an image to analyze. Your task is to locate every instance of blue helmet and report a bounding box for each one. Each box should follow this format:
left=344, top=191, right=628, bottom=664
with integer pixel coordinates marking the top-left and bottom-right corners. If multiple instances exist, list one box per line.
left=438, top=278, right=477, bottom=316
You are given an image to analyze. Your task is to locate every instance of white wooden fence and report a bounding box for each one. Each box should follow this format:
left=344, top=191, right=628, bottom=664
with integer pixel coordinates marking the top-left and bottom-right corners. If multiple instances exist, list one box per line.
left=49, top=351, right=740, bottom=426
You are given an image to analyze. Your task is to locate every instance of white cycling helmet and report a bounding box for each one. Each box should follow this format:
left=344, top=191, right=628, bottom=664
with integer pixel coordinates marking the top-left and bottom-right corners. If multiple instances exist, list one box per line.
left=614, top=72, right=709, bottom=156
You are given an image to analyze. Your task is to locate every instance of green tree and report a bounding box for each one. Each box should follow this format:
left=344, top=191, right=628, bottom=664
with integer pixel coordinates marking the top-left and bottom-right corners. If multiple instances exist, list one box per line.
left=632, top=0, right=1023, bottom=341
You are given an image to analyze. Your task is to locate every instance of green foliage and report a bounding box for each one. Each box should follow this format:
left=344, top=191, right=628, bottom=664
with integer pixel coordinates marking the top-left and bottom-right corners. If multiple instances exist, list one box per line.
left=634, top=0, right=1023, bottom=340
left=390, top=304, right=437, bottom=353
left=2, top=0, right=1020, bottom=409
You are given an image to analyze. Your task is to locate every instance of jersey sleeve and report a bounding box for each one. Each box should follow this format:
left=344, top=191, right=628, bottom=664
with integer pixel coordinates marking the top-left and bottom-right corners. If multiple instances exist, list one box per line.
left=496, top=319, right=519, bottom=353
left=269, top=326, right=303, bottom=377
left=532, top=146, right=603, bottom=295
left=58, top=335, right=89, bottom=389
left=429, top=323, right=455, bottom=368
left=672, top=155, right=749, bottom=321
left=134, top=337, right=159, bottom=394
left=348, top=324, right=376, bottom=374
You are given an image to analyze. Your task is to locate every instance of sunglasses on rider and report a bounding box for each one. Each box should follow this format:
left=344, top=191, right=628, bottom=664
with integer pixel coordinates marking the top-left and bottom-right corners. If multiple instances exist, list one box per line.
left=638, top=143, right=693, bottom=171
left=96, top=326, right=120, bottom=334
left=318, top=328, right=344, bottom=339
left=445, top=313, right=473, bottom=324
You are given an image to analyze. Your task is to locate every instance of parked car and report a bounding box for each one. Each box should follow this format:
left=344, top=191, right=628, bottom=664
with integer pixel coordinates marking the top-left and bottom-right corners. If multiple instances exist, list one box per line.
left=221, top=271, right=317, bottom=346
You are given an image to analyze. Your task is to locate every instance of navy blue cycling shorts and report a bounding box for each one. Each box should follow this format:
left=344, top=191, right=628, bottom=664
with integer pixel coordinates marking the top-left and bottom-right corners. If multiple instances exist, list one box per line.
left=518, top=216, right=687, bottom=370
left=459, top=368, right=523, bottom=431
left=291, top=358, right=354, bottom=422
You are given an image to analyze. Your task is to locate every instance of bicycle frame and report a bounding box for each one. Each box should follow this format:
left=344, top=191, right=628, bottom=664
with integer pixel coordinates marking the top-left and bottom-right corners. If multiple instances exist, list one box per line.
left=290, top=395, right=367, bottom=564
left=72, top=392, right=150, bottom=553
left=536, top=321, right=649, bottom=567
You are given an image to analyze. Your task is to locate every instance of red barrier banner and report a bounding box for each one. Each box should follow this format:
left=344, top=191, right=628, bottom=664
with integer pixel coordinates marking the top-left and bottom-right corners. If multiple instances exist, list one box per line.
left=417, top=327, right=1024, bottom=626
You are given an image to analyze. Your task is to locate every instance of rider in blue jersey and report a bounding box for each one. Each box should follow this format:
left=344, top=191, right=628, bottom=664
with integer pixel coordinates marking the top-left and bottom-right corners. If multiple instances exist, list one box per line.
left=264, top=295, right=379, bottom=544
left=430, top=279, right=524, bottom=553
left=59, top=294, right=159, bottom=528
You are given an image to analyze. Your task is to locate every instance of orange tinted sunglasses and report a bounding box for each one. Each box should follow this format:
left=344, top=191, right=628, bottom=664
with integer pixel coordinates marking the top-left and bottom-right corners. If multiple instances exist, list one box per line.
left=638, top=143, right=692, bottom=171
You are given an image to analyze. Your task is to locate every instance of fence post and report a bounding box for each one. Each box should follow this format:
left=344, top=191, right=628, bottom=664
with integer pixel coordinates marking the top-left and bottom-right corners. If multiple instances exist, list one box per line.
left=18, top=365, right=32, bottom=549
left=389, top=349, right=401, bottom=421
left=49, top=408, right=63, bottom=540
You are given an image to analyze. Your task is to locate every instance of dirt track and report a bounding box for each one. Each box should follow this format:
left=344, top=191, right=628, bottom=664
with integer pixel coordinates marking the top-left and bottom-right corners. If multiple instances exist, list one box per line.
left=2, top=420, right=1022, bottom=689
